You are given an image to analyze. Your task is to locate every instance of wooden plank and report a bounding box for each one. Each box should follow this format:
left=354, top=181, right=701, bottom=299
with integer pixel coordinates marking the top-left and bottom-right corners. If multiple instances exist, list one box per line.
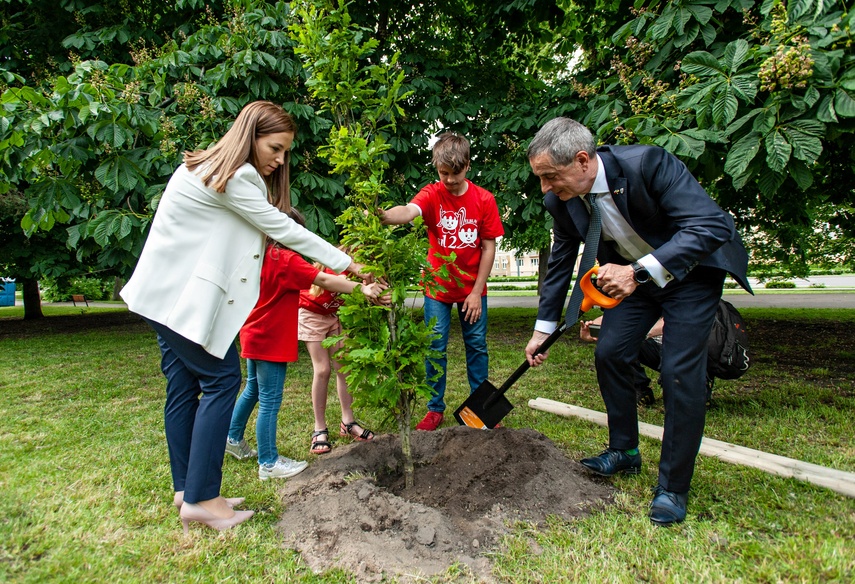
left=528, top=397, right=855, bottom=499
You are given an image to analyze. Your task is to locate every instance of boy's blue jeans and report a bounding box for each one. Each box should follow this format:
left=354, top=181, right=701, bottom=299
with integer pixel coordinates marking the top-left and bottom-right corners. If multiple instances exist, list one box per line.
left=228, top=358, right=287, bottom=466
left=423, top=295, right=489, bottom=413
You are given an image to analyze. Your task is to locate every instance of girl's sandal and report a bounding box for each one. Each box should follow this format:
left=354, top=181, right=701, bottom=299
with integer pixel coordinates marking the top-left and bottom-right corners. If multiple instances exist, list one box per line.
left=310, top=429, right=331, bottom=454
left=340, top=420, right=375, bottom=441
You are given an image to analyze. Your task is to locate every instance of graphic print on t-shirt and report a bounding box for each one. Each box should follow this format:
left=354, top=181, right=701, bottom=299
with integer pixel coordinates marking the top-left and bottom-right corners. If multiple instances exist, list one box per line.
left=437, top=206, right=478, bottom=249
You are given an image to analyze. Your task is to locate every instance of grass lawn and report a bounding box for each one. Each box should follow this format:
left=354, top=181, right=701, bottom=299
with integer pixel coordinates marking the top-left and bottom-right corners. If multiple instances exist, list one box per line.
left=1, top=305, right=853, bottom=583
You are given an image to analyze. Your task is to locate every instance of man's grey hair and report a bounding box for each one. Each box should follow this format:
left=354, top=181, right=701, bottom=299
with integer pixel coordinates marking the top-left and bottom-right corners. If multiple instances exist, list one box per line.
left=527, top=117, right=596, bottom=165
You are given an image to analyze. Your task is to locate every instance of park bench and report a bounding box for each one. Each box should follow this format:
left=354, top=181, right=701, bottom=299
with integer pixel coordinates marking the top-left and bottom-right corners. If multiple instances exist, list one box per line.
left=71, top=294, right=89, bottom=307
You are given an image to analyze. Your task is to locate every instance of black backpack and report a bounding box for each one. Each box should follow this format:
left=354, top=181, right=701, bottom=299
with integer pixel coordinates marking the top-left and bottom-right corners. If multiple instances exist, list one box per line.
left=706, top=299, right=751, bottom=380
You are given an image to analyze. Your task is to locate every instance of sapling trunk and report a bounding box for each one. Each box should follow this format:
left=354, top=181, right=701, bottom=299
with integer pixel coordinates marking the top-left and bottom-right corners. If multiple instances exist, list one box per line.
left=292, top=0, right=432, bottom=489
left=389, top=307, right=415, bottom=489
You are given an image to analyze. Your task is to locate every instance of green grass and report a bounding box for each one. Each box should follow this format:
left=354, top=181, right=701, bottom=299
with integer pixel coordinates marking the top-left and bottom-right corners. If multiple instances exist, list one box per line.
left=1, top=306, right=854, bottom=582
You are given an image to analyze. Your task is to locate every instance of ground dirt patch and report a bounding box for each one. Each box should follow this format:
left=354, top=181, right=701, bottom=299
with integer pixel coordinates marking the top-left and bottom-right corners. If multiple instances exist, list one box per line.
left=276, top=426, right=613, bottom=582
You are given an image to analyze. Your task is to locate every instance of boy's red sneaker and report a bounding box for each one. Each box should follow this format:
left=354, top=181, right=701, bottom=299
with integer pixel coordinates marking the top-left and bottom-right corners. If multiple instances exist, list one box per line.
left=415, top=411, right=444, bottom=431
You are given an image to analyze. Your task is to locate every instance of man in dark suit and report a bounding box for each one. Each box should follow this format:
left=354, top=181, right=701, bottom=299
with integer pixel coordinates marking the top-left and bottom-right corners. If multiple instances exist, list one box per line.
left=524, top=117, right=752, bottom=526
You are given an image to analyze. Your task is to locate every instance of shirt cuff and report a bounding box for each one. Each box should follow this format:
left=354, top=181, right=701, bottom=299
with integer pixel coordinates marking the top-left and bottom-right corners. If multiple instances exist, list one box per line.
left=637, top=254, right=674, bottom=288
left=535, top=320, right=558, bottom=334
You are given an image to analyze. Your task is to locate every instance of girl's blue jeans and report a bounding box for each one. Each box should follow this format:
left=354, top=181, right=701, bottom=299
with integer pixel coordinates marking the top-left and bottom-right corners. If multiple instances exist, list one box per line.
left=228, top=358, right=287, bottom=465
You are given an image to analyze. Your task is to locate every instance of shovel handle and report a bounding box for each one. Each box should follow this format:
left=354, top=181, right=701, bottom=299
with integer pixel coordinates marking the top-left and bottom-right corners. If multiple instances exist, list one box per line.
left=496, top=321, right=568, bottom=394
left=579, top=266, right=620, bottom=312
left=491, top=267, right=620, bottom=398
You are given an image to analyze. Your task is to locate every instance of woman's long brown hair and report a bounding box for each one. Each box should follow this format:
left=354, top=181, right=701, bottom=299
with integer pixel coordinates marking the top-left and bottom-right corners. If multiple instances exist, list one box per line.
left=184, top=100, right=298, bottom=214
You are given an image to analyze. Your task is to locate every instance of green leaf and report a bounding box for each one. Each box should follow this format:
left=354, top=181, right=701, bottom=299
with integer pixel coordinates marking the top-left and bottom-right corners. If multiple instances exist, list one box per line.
left=700, top=22, right=717, bottom=46
left=118, top=215, right=133, bottom=239
left=834, top=89, right=855, bottom=117
left=666, top=131, right=706, bottom=158
left=782, top=126, right=823, bottom=163
left=681, top=51, right=724, bottom=77
left=649, top=5, right=676, bottom=40
left=756, top=168, right=785, bottom=197
left=802, top=86, right=821, bottom=108
left=682, top=128, right=726, bottom=143
left=687, top=5, right=713, bottom=25
left=730, top=74, right=757, bottom=101
left=815, top=94, right=838, bottom=123
left=94, top=155, right=142, bottom=192
left=723, top=39, right=750, bottom=71
left=765, top=129, right=791, bottom=173
left=712, top=85, right=738, bottom=126
left=788, top=159, right=813, bottom=191
left=675, top=7, right=692, bottom=35
left=674, top=22, right=700, bottom=48
left=724, top=131, right=762, bottom=177
left=91, top=212, right=121, bottom=246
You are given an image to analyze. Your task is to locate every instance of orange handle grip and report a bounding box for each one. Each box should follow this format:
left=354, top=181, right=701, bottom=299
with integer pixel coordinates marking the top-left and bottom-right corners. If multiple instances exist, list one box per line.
left=579, top=266, right=621, bottom=313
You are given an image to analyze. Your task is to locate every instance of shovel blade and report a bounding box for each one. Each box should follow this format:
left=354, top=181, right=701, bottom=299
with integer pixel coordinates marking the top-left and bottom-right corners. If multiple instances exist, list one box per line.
left=453, top=380, right=514, bottom=429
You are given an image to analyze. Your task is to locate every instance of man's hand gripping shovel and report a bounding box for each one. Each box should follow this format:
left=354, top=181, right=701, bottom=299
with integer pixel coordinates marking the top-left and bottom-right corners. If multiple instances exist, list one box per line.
left=453, top=266, right=621, bottom=429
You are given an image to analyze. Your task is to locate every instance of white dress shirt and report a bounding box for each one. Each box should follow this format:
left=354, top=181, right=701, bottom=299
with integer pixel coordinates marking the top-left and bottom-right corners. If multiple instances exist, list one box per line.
left=535, top=155, right=674, bottom=333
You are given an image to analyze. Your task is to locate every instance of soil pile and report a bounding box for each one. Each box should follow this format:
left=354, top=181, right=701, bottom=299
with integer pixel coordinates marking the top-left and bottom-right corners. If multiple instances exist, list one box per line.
left=277, top=426, right=614, bottom=582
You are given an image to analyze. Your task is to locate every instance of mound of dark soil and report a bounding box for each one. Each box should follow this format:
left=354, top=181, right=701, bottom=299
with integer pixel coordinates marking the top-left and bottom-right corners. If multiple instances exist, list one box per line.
left=276, top=426, right=613, bottom=582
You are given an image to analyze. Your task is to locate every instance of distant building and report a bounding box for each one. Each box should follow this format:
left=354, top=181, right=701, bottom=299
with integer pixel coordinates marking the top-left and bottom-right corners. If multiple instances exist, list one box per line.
left=491, top=249, right=540, bottom=277
left=490, top=237, right=586, bottom=278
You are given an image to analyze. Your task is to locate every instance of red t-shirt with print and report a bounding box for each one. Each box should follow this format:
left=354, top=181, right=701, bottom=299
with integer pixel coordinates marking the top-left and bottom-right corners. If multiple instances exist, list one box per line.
left=299, top=268, right=347, bottom=315
left=239, top=246, right=319, bottom=362
left=411, top=179, right=504, bottom=303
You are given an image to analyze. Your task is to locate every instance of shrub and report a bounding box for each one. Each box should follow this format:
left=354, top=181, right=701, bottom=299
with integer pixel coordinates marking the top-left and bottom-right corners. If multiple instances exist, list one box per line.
left=488, top=276, right=538, bottom=282
left=41, top=277, right=110, bottom=302
left=723, top=281, right=739, bottom=289
left=764, top=280, right=796, bottom=289
left=488, top=284, right=538, bottom=291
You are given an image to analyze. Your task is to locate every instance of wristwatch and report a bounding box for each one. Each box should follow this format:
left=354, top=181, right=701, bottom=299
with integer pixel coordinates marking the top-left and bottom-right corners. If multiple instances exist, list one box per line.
left=631, top=261, right=651, bottom=285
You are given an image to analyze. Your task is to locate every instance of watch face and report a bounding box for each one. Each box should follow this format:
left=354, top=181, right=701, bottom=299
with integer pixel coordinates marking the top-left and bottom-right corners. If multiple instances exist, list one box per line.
left=633, top=263, right=650, bottom=283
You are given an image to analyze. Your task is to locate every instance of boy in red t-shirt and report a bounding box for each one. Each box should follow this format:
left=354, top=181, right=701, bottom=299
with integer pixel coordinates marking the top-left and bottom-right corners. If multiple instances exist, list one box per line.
left=226, top=210, right=386, bottom=480
left=380, top=133, right=505, bottom=430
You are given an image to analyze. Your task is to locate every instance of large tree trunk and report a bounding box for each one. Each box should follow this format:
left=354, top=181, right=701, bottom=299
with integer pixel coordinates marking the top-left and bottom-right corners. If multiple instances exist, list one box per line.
left=111, top=276, right=124, bottom=301
left=537, top=246, right=550, bottom=295
left=22, top=278, right=43, bottom=320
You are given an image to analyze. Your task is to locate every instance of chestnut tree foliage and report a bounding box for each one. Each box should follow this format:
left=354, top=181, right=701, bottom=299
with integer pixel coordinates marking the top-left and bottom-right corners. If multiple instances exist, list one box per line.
left=561, top=0, right=855, bottom=276
left=1, top=0, right=854, bottom=316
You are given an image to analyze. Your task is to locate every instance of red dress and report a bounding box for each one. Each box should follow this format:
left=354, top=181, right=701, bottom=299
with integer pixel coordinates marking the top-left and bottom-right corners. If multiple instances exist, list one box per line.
left=239, top=246, right=319, bottom=362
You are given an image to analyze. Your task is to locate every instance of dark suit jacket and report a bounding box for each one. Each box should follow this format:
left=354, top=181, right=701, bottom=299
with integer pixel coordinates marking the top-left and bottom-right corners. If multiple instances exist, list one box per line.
left=538, top=145, right=752, bottom=322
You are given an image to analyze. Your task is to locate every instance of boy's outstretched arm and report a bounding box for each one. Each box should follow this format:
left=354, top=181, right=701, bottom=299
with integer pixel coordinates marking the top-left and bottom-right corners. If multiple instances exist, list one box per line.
left=378, top=203, right=420, bottom=226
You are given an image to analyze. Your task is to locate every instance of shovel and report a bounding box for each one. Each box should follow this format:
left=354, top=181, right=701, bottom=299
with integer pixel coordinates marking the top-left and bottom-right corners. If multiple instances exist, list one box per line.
left=454, top=266, right=621, bottom=429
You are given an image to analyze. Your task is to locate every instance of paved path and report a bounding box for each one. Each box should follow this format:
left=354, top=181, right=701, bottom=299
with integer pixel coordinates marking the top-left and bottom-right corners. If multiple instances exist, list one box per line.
left=476, top=274, right=855, bottom=309
left=401, top=292, right=855, bottom=310
left=42, top=275, right=855, bottom=310
left=476, top=293, right=855, bottom=310
left=46, top=293, right=855, bottom=311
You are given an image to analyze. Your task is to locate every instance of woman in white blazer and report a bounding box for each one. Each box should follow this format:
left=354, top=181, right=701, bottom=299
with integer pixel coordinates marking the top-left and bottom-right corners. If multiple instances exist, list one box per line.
left=121, top=101, right=363, bottom=534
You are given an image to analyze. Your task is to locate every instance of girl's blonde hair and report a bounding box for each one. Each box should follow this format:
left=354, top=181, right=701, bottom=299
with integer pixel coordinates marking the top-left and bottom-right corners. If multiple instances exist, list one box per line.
left=184, top=100, right=298, bottom=214
left=307, top=244, right=350, bottom=297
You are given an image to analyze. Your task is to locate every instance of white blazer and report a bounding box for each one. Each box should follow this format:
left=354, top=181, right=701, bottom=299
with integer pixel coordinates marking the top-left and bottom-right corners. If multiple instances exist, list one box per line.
left=121, top=162, right=351, bottom=358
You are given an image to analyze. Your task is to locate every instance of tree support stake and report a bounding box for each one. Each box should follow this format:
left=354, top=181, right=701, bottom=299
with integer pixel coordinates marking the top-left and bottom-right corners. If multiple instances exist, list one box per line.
left=528, top=397, right=855, bottom=498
